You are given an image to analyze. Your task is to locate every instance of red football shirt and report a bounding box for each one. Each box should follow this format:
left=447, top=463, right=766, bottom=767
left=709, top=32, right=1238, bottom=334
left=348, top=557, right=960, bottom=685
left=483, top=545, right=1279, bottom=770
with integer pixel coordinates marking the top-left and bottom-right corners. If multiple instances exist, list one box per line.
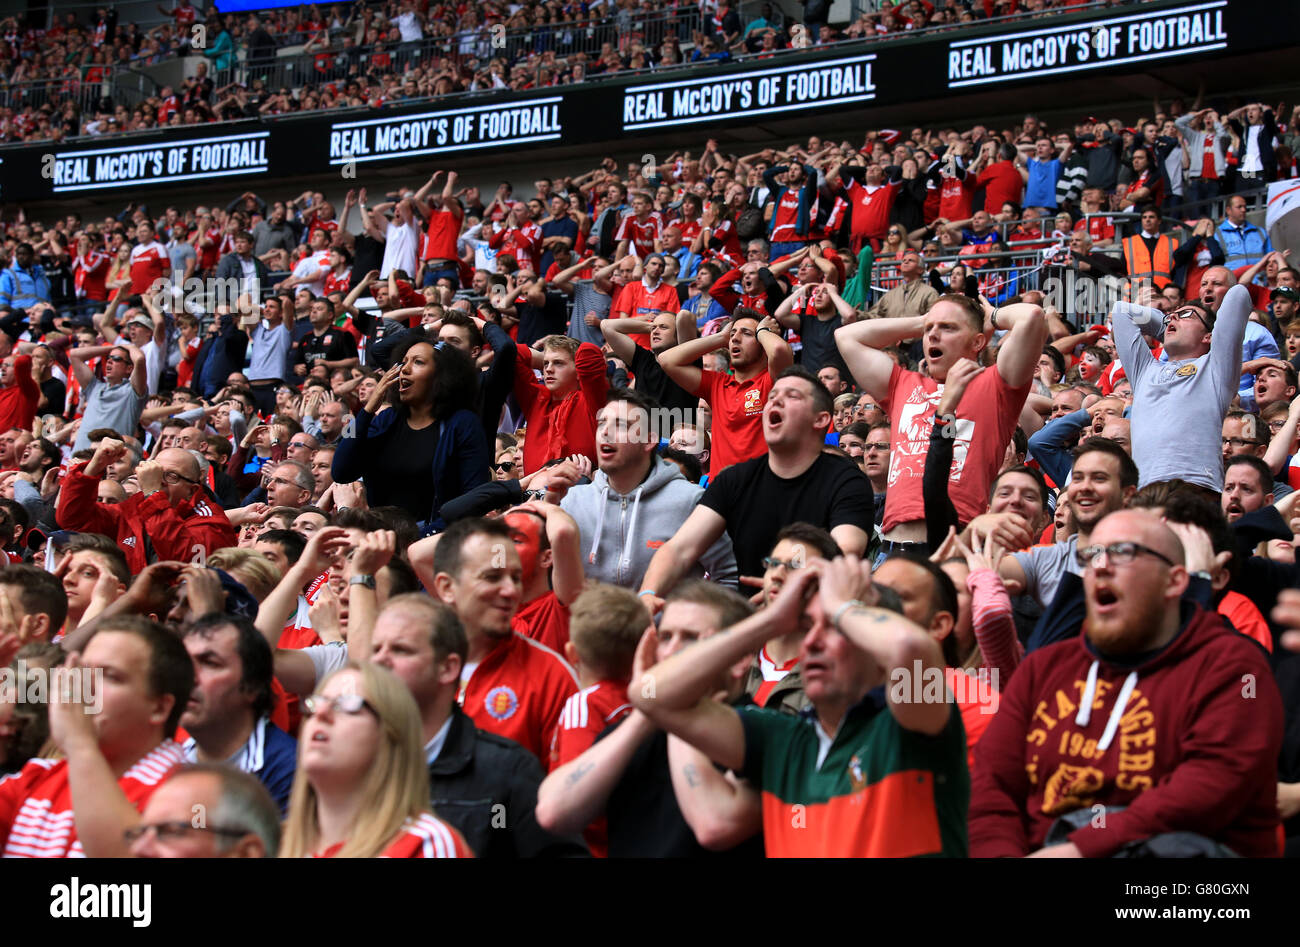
left=460, top=632, right=579, bottom=763
left=315, top=814, right=474, bottom=858
left=615, top=211, right=663, bottom=258
left=512, top=590, right=570, bottom=654
left=694, top=368, right=773, bottom=478
left=422, top=205, right=463, bottom=261
left=975, top=161, right=1024, bottom=215
left=615, top=279, right=680, bottom=349
left=129, top=241, right=169, bottom=295
left=0, top=741, right=184, bottom=857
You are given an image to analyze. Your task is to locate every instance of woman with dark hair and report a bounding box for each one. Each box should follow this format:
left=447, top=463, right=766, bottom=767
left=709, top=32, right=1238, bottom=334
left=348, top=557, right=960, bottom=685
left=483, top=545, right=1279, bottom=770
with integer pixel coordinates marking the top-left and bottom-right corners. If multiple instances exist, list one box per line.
left=331, top=329, right=489, bottom=532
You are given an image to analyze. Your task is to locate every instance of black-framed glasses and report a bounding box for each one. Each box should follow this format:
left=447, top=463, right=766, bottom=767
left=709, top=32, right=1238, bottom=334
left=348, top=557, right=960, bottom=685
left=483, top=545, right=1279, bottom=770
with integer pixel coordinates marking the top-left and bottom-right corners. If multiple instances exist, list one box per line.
left=494, top=461, right=516, bottom=472
left=123, top=821, right=249, bottom=844
left=1221, top=437, right=1261, bottom=450
left=762, top=556, right=804, bottom=571
left=162, top=470, right=199, bottom=485
left=1075, top=541, right=1176, bottom=569
left=302, top=694, right=378, bottom=719
left=1163, top=307, right=1209, bottom=331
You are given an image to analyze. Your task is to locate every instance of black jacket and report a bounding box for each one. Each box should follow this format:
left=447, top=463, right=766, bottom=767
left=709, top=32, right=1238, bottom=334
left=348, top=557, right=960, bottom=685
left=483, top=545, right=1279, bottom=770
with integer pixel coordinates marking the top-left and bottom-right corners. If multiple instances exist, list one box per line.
left=369, top=320, right=516, bottom=449
left=429, top=706, right=589, bottom=858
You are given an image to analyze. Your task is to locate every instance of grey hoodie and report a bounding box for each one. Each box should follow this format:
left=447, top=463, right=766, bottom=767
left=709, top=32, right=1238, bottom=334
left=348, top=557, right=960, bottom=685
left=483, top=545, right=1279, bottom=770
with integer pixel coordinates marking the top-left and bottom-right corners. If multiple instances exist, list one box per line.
left=561, top=457, right=738, bottom=590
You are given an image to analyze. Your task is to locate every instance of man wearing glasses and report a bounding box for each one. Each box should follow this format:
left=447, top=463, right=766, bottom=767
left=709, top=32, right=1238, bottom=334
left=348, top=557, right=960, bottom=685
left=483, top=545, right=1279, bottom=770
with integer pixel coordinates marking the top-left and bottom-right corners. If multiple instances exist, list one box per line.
left=55, top=438, right=238, bottom=574
left=1112, top=282, right=1251, bottom=495
left=972, top=509, right=1283, bottom=857
left=66, top=342, right=148, bottom=454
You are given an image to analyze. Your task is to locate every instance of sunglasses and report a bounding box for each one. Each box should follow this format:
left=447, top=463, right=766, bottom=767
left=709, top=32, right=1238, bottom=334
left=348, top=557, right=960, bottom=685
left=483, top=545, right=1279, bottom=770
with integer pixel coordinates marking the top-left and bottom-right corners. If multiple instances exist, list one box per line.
left=106, top=355, right=130, bottom=364
left=494, top=461, right=516, bottom=473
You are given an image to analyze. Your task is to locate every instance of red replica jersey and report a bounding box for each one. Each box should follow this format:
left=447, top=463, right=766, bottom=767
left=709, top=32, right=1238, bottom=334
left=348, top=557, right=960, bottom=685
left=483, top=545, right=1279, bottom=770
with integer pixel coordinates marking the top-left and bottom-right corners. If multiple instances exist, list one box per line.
left=422, top=205, right=463, bottom=261
left=315, top=814, right=474, bottom=858
left=488, top=222, right=541, bottom=272
left=842, top=178, right=899, bottom=248
left=752, top=646, right=798, bottom=706
left=195, top=227, right=221, bottom=270
left=73, top=250, right=110, bottom=300
left=460, top=632, right=579, bottom=764
left=711, top=216, right=743, bottom=259
left=308, top=219, right=338, bottom=245
left=1075, top=215, right=1115, bottom=245
left=323, top=269, right=351, bottom=297
left=770, top=189, right=805, bottom=243
left=129, top=241, right=169, bottom=295
left=677, top=217, right=703, bottom=245
left=512, top=590, right=570, bottom=654
left=615, top=279, right=680, bottom=349
left=550, top=680, right=631, bottom=770
left=615, top=211, right=663, bottom=258
left=0, top=741, right=183, bottom=857
left=938, top=170, right=975, bottom=221
left=695, top=368, right=773, bottom=478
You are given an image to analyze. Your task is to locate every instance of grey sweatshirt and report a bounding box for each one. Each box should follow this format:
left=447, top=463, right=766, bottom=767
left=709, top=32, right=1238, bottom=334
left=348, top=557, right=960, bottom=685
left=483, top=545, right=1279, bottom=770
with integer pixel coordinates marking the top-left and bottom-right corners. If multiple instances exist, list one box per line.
left=1113, top=283, right=1250, bottom=491
left=561, top=457, right=738, bottom=590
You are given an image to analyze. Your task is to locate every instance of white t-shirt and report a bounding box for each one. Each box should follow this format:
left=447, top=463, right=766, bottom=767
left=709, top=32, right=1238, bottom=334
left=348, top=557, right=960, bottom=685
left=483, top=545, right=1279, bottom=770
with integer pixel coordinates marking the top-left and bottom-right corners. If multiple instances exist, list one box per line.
left=291, top=250, right=331, bottom=297
left=380, top=219, right=420, bottom=279
left=141, top=338, right=162, bottom=395
left=394, top=10, right=422, bottom=41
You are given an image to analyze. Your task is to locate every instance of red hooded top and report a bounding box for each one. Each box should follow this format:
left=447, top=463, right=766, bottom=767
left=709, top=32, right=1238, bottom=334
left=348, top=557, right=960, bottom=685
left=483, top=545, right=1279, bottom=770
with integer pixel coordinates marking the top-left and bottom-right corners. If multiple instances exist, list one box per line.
left=512, top=342, right=607, bottom=474
left=55, top=463, right=239, bottom=574
left=969, top=604, right=1282, bottom=857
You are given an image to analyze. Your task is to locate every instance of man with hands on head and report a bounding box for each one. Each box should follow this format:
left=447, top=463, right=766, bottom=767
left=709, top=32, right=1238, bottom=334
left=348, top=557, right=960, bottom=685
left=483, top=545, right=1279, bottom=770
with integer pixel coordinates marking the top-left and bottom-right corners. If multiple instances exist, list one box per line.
left=657, top=308, right=793, bottom=479
left=68, top=341, right=148, bottom=454
left=253, top=525, right=398, bottom=697
left=836, top=292, right=1046, bottom=556
left=56, top=437, right=238, bottom=574
left=630, top=554, right=969, bottom=857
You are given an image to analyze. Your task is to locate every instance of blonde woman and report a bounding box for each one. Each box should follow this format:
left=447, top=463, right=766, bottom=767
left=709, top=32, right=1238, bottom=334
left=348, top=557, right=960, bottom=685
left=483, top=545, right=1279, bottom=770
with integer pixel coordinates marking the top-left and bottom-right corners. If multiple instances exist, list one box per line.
left=280, top=662, right=472, bottom=858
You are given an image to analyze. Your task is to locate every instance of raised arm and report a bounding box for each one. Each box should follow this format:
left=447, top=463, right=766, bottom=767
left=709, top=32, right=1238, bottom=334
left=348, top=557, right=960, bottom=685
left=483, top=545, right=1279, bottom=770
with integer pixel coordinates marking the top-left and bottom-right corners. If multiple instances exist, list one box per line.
left=835, top=315, right=924, bottom=401
left=657, top=328, right=728, bottom=396
left=982, top=297, right=1048, bottom=388
left=601, top=316, right=651, bottom=365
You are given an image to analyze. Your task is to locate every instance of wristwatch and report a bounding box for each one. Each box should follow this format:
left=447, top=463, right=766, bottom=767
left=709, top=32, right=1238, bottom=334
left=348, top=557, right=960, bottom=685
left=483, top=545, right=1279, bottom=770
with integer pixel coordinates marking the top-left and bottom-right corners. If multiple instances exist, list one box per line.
left=349, top=574, right=376, bottom=589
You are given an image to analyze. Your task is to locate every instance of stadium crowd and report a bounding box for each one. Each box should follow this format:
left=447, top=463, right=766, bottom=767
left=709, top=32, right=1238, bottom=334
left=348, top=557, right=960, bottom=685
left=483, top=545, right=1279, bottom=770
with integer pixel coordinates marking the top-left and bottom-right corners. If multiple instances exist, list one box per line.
left=0, top=87, right=1299, bottom=860
left=0, top=0, right=1173, bottom=145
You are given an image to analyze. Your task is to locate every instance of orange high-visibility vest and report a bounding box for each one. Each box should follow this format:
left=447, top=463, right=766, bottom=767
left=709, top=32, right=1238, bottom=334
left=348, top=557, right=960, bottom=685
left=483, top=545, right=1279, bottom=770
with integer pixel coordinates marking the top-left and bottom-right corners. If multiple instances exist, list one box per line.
left=1122, top=233, right=1180, bottom=289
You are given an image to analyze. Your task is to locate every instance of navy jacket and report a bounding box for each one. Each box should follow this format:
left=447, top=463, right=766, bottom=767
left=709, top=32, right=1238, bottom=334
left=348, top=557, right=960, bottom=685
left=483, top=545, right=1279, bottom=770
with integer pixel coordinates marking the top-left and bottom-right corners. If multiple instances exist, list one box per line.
left=331, top=405, right=489, bottom=534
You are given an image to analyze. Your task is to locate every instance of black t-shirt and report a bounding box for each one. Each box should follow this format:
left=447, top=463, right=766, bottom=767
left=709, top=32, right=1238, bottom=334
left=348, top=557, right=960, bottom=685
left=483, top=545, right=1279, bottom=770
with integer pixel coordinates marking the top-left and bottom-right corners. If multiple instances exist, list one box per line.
left=362, top=416, right=440, bottom=521
left=701, top=452, right=873, bottom=576
left=517, top=291, right=569, bottom=347
left=798, top=311, right=850, bottom=378
left=293, top=327, right=357, bottom=368
left=39, top=377, right=65, bottom=415
left=351, top=235, right=384, bottom=285
left=629, top=346, right=696, bottom=437
left=601, top=718, right=764, bottom=858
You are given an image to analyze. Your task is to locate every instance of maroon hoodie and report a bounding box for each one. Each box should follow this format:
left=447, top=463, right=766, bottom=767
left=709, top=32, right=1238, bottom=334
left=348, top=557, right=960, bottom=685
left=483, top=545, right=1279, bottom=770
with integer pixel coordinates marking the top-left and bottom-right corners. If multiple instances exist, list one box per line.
left=970, top=604, right=1282, bottom=857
